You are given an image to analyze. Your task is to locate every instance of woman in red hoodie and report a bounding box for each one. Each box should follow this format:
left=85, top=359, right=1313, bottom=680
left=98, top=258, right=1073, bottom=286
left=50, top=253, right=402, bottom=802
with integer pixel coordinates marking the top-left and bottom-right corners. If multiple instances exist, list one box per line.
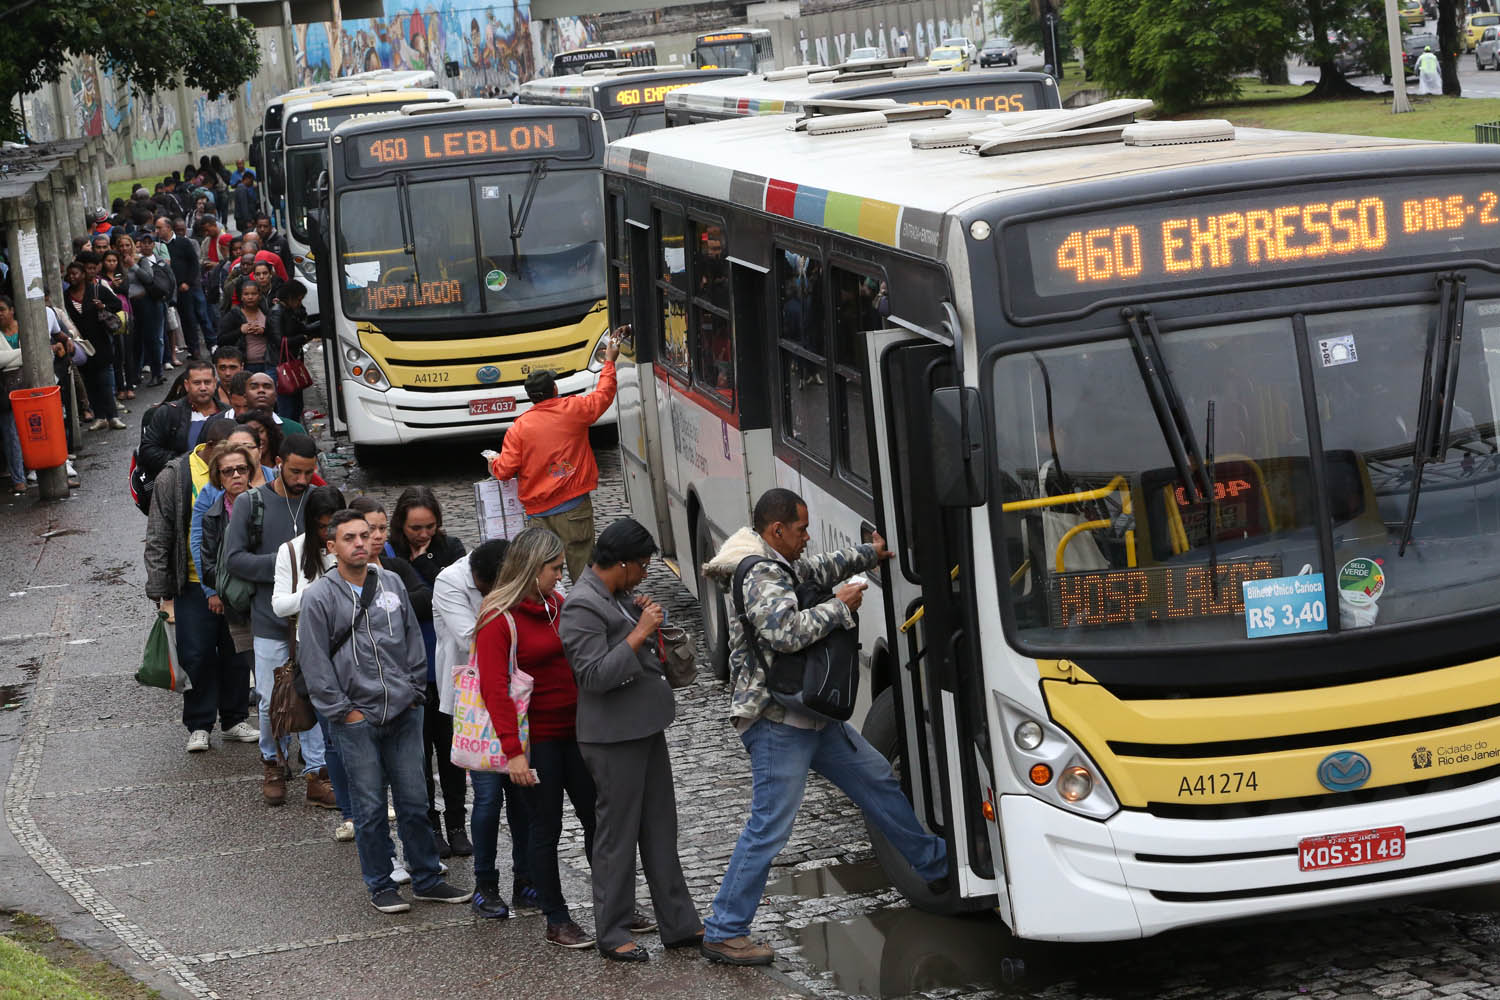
left=476, top=526, right=598, bottom=949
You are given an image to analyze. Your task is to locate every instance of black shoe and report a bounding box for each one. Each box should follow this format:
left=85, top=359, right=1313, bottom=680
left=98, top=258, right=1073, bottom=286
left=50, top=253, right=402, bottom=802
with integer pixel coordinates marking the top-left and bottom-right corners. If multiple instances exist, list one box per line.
left=447, top=827, right=473, bottom=857
left=512, top=880, right=541, bottom=910
left=663, top=931, right=705, bottom=950
left=601, top=944, right=649, bottom=963
left=413, top=881, right=473, bottom=904
left=371, top=889, right=410, bottom=914
left=433, top=824, right=452, bottom=859
left=471, top=889, right=510, bottom=919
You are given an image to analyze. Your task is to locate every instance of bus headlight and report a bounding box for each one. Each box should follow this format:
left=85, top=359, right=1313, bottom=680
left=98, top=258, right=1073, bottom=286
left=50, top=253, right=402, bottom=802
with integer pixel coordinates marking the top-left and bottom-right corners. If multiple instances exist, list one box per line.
left=342, top=341, right=389, bottom=392
left=294, top=253, right=317, bottom=280
left=994, top=692, right=1118, bottom=820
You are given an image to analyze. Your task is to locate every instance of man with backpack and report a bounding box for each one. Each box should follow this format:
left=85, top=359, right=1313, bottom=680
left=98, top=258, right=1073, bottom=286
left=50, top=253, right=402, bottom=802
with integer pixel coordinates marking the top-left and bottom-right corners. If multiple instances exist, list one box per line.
left=138, top=360, right=228, bottom=481
left=223, top=434, right=334, bottom=808
left=696, top=488, right=947, bottom=966
left=145, top=417, right=259, bottom=751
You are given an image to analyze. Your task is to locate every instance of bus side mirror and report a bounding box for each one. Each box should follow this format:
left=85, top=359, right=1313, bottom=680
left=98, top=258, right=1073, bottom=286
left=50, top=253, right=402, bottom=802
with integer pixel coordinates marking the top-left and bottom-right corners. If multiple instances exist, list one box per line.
left=931, top=386, right=987, bottom=507
left=306, top=209, right=327, bottom=255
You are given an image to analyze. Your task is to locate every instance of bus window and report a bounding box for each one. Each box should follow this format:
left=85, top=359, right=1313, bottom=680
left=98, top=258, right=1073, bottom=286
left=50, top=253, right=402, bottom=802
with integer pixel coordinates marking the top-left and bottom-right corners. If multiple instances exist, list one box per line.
left=473, top=171, right=605, bottom=314
left=830, top=266, right=888, bottom=485
left=607, top=111, right=666, bottom=140
left=776, top=248, right=830, bottom=463
left=608, top=193, right=632, bottom=335
left=655, top=209, right=689, bottom=372
left=693, top=222, right=729, bottom=309
left=339, top=177, right=478, bottom=318
left=691, top=221, right=734, bottom=403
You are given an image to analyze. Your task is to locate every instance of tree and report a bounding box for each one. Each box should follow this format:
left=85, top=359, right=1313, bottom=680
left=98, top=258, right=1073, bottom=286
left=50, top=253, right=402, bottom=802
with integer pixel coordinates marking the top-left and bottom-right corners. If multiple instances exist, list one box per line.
left=0, top=0, right=259, bottom=142
left=1067, top=0, right=1299, bottom=112
left=990, top=0, right=1074, bottom=53
left=1300, top=0, right=1390, bottom=97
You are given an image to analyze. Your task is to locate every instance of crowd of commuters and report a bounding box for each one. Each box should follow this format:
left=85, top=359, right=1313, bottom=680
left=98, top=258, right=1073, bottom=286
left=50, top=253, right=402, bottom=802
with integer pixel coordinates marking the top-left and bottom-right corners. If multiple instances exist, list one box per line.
left=0, top=156, right=313, bottom=497
left=131, top=195, right=948, bottom=967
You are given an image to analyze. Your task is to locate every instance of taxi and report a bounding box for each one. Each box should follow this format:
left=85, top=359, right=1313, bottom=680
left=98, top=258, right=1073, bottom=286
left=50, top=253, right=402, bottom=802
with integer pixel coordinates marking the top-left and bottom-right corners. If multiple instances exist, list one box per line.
left=1466, top=11, right=1500, bottom=51
left=1399, top=0, right=1425, bottom=30
left=927, top=45, right=970, bottom=71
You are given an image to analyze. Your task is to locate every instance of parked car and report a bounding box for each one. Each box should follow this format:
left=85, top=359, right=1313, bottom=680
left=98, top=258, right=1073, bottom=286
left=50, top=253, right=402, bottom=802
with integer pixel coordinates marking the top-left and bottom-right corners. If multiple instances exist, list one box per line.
left=979, top=36, right=1019, bottom=66
left=928, top=45, right=970, bottom=71
left=1332, top=33, right=1375, bottom=75
left=1478, top=25, right=1500, bottom=68
left=1466, top=12, right=1500, bottom=50
left=1392, top=31, right=1438, bottom=80
left=1399, top=0, right=1426, bottom=31
left=940, top=36, right=978, bottom=62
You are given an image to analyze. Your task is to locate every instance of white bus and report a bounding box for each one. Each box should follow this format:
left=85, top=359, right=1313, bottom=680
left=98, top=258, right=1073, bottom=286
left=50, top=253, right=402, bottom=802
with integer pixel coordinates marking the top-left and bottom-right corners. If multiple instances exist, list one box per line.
left=663, top=58, right=1059, bottom=126
left=519, top=65, right=746, bottom=139
left=552, top=41, right=658, bottom=76
left=606, top=100, right=1500, bottom=939
left=690, top=28, right=776, bottom=72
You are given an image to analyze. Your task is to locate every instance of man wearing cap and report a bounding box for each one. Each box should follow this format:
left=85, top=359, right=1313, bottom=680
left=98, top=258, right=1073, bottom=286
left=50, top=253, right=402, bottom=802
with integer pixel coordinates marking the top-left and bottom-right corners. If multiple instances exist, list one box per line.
left=482, top=328, right=626, bottom=583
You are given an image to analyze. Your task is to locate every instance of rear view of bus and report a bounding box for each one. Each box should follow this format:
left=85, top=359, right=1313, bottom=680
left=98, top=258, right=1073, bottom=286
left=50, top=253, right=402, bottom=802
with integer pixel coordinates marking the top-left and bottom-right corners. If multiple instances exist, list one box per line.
left=320, top=101, right=613, bottom=450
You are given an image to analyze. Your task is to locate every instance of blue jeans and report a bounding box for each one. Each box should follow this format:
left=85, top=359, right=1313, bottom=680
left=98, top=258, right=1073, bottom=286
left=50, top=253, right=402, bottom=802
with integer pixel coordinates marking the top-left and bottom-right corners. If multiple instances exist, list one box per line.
left=470, top=770, right=533, bottom=891
left=333, top=704, right=445, bottom=896
left=704, top=719, right=948, bottom=942
left=252, top=636, right=325, bottom=772
left=317, top=713, right=353, bottom=820
left=0, top=410, right=24, bottom=486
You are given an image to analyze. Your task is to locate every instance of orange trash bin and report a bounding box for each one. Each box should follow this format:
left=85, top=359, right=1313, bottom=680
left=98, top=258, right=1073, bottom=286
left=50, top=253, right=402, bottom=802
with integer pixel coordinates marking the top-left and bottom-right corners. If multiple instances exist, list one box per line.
left=10, top=386, right=67, bottom=470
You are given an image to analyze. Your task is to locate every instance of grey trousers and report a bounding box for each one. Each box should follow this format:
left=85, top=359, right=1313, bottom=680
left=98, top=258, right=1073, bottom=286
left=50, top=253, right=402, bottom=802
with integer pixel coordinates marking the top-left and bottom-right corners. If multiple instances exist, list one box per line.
left=578, top=732, right=702, bottom=950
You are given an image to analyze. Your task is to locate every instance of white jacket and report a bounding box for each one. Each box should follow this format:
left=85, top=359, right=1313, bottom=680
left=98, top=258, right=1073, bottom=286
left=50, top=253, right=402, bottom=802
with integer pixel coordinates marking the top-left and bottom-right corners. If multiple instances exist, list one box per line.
left=271, top=534, right=338, bottom=620
left=431, top=553, right=477, bottom=715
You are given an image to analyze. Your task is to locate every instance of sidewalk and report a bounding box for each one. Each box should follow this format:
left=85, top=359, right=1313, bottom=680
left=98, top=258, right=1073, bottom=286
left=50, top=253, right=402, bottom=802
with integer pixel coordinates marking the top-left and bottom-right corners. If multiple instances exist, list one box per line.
left=0, top=377, right=818, bottom=1000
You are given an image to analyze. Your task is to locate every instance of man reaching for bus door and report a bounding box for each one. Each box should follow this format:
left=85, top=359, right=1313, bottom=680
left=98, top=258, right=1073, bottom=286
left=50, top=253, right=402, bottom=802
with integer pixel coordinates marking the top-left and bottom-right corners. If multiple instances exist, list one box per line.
left=697, top=488, right=948, bottom=966
left=482, top=327, right=626, bottom=583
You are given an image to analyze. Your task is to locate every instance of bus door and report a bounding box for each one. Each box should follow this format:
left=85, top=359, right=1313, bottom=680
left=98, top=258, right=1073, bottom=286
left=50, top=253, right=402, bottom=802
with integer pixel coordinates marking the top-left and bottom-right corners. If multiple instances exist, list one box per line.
left=866, top=327, right=1003, bottom=912
left=309, top=174, right=348, bottom=437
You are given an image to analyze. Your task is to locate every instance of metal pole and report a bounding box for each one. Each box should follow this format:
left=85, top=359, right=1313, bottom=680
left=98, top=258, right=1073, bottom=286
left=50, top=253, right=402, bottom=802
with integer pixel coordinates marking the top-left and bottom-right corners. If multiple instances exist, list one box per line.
left=4, top=189, right=70, bottom=499
left=1386, top=0, right=1413, bottom=112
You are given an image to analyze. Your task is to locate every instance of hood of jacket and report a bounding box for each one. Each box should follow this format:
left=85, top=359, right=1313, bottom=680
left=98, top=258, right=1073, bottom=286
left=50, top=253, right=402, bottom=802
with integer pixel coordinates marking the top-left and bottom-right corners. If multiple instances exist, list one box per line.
left=703, top=527, right=778, bottom=582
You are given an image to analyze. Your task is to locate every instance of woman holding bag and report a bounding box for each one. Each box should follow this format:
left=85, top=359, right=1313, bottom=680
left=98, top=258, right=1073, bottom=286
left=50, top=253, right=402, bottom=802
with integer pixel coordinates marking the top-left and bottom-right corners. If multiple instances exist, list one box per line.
left=266, top=280, right=315, bottom=423
left=473, top=526, right=597, bottom=945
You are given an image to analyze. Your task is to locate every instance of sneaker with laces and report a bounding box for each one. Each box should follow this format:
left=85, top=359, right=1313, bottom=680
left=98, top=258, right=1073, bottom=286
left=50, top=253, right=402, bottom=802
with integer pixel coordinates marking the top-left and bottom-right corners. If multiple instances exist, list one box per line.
left=221, top=721, right=258, bottom=742
left=262, top=760, right=286, bottom=806
left=370, top=889, right=410, bottom=914
left=413, top=881, right=473, bottom=904
left=545, top=921, right=596, bottom=949
left=471, top=886, right=509, bottom=919
left=390, top=861, right=411, bottom=885
left=185, top=730, right=210, bottom=753
left=512, top=880, right=541, bottom=910
left=333, top=820, right=355, bottom=842
left=701, top=936, right=775, bottom=966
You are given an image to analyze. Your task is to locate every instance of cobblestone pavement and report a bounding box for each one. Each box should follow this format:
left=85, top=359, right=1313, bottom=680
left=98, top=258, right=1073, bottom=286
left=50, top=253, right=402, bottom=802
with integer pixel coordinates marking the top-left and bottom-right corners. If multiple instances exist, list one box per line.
left=8, top=355, right=1500, bottom=999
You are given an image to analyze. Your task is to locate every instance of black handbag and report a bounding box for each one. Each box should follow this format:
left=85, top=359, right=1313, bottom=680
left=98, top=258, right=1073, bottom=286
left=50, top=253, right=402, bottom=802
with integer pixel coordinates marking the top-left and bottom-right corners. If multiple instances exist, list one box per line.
left=0, top=367, right=23, bottom=412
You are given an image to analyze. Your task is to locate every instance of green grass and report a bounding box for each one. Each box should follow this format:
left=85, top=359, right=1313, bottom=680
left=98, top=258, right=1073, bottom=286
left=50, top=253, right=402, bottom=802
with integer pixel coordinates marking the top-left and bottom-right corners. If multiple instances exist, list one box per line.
left=0, top=933, right=112, bottom=999
left=1177, top=88, right=1500, bottom=142
left=0, top=913, right=159, bottom=1000
left=106, top=177, right=153, bottom=205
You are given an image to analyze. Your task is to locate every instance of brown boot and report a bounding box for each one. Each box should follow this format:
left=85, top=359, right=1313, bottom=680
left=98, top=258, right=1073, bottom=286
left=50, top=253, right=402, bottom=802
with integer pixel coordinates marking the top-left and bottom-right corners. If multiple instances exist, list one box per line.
left=262, top=760, right=286, bottom=807
left=305, top=766, right=338, bottom=809
left=701, top=936, right=774, bottom=966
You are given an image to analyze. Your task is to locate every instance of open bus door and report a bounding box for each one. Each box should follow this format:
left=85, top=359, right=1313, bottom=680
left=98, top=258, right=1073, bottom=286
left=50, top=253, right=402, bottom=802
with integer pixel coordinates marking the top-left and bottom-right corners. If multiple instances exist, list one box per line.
left=864, top=324, right=1003, bottom=917
left=306, top=172, right=348, bottom=437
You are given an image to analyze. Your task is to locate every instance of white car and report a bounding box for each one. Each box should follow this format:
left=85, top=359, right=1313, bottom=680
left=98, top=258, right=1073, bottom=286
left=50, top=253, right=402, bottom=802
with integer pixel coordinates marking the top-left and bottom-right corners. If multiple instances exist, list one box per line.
left=847, top=46, right=883, bottom=63
left=1479, top=25, right=1500, bottom=69
left=940, top=36, right=978, bottom=62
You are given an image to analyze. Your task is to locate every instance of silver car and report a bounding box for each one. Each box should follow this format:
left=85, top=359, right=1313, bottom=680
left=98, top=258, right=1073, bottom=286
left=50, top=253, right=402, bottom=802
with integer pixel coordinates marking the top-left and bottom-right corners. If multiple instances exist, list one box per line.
left=1478, top=25, right=1500, bottom=69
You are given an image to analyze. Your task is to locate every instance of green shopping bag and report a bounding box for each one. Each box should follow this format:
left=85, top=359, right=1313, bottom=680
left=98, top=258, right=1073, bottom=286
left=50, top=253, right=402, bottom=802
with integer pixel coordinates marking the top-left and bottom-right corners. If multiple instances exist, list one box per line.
left=135, top=610, right=193, bottom=692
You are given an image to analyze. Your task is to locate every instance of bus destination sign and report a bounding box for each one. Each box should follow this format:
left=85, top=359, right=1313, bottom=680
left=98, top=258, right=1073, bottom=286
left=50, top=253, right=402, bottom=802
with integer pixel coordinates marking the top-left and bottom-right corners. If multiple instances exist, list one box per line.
left=700, top=32, right=751, bottom=42
left=909, top=81, right=1046, bottom=113
left=606, top=81, right=696, bottom=108
left=1048, top=557, right=1282, bottom=629
left=1019, top=176, right=1500, bottom=299
left=349, top=118, right=588, bottom=175
left=285, top=103, right=416, bottom=146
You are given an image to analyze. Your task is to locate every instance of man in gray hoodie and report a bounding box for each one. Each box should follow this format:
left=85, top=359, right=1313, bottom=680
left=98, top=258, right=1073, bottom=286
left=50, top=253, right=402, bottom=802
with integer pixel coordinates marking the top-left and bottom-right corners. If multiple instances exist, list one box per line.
left=298, top=509, right=473, bottom=914
left=223, top=433, right=332, bottom=807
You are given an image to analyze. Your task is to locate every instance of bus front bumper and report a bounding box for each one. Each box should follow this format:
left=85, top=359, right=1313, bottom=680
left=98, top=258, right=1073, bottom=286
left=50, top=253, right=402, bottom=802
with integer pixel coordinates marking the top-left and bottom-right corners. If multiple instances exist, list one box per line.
left=1000, top=777, right=1500, bottom=941
left=341, top=369, right=618, bottom=446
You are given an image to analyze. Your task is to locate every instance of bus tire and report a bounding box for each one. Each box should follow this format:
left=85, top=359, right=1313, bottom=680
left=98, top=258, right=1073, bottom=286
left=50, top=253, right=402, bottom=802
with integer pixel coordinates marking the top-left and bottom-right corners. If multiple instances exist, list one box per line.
left=695, top=517, right=731, bottom=681
left=862, top=686, right=967, bottom=916
left=352, top=444, right=391, bottom=468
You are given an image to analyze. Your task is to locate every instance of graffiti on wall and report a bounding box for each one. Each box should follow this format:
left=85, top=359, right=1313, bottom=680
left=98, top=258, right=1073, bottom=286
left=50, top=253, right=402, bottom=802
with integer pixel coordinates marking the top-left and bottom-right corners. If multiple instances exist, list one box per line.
left=20, top=92, right=58, bottom=143
left=134, top=91, right=183, bottom=164
left=195, top=94, right=235, bottom=149
left=798, top=17, right=960, bottom=65
left=291, top=0, right=596, bottom=98
left=70, top=57, right=104, bottom=138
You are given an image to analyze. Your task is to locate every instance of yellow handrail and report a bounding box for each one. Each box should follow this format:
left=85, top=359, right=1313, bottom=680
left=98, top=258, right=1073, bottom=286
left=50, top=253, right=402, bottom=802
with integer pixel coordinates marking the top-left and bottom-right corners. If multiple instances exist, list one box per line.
left=1001, top=475, right=1127, bottom=513
left=899, top=564, right=960, bottom=633
left=1054, top=519, right=1112, bottom=572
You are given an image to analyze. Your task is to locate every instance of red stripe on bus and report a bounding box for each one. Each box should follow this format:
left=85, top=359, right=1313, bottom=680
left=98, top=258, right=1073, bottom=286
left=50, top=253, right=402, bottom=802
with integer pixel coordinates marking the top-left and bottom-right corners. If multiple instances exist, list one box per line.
left=765, top=179, right=797, bottom=218
left=651, top=365, right=741, bottom=430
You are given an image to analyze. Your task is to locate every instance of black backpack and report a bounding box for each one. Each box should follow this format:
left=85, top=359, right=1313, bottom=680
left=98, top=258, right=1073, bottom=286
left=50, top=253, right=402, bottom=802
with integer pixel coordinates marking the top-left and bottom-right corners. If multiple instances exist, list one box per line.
left=731, top=556, right=861, bottom=724
left=146, top=259, right=174, bottom=301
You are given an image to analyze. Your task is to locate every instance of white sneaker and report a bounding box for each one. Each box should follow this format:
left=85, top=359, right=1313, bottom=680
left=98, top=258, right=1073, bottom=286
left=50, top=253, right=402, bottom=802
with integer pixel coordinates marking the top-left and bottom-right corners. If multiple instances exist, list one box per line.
left=108, top=418, right=127, bottom=430
left=88, top=419, right=108, bottom=432
left=163, top=362, right=174, bottom=371
left=334, top=820, right=355, bottom=842
left=391, top=861, right=411, bottom=884
left=221, top=721, right=259, bottom=742
left=186, top=730, right=210, bottom=753
left=25, top=471, right=35, bottom=483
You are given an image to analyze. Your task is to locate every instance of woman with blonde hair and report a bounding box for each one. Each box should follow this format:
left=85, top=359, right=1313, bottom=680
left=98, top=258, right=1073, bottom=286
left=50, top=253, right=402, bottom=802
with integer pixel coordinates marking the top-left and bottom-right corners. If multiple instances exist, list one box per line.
left=473, top=526, right=598, bottom=945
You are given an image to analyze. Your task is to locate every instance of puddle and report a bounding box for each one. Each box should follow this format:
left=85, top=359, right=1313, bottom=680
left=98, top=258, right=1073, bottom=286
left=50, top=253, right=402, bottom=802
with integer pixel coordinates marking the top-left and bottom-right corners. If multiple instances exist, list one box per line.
left=768, top=862, right=893, bottom=900
left=0, top=684, right=28, bottom=710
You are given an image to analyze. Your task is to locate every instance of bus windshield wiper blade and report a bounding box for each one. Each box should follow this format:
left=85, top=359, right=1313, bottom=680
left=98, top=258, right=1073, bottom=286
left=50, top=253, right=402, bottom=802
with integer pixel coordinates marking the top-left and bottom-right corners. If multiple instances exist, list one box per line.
left=1398, top=272, right=1467, bottom=555
left=395, top=172, right=422, bottom=287
left=1206, top=399, right=1219, bottom=593
left=509, top=160, right=549, bottom=257
left=1124, top=307, right=1210, bottom=505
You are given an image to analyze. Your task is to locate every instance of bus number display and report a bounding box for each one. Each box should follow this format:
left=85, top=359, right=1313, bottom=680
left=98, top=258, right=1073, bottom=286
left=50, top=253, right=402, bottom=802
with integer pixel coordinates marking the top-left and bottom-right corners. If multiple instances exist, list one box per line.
left=609, top=82, right=694, bottom=108
left=914, top=91, right=1032, bottom=113
left=1047, top=557, right=1281, bottom=628
left=364, top=279, right=464, bottom=311
left=700, top=32, right=750, bottom=42
left=349, top=118, right=588, bottom=175
left=1018, top=176, right=1500, bottom=299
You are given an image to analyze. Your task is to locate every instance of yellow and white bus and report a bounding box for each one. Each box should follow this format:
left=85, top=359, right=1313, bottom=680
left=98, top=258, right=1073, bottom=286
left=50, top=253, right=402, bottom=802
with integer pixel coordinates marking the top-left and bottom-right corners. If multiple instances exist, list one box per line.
left=663, top=58, right=1059, bottom=126
left=606, top=99, right=1500, bottom=938
left=313, top=99, right=615, bottom=452
left=690, top=28, right=776, bottom=72
left=519, top=65, right=746, bottom=140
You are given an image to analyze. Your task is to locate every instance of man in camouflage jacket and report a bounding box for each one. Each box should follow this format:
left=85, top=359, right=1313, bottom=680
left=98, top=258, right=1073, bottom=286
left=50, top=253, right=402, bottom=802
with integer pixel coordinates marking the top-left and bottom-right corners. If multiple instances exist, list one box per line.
left=697, top=488, right=947, bottom=967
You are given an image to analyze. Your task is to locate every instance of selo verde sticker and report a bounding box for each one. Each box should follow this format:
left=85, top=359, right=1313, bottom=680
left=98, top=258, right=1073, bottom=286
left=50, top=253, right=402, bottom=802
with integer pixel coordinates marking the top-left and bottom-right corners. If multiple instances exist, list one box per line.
left=1338, top=557, right=1385, bottom=607
left=485, top=269, right=507, bottom=292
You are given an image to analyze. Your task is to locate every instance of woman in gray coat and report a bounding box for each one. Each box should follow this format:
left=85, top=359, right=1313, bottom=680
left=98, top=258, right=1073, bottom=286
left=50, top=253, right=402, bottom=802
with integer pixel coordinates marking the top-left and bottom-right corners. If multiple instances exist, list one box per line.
left=558, top=518, right=703, bottom=962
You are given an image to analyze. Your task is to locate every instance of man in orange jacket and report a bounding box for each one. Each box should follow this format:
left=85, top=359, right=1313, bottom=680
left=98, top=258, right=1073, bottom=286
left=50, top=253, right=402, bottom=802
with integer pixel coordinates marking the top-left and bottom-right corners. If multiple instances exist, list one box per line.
left=483, top=327, right=625, bottom=583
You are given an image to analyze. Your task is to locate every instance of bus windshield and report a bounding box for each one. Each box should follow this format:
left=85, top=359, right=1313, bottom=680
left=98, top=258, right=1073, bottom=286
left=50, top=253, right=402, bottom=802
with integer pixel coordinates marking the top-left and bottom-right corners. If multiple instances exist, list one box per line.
left=338, top=167, right=605, bottom=321
left=697, top=41, right=757, bottom=70
left=285, top=147, right=323, bottom=241
left=992, top=302, right=1500, bottom=649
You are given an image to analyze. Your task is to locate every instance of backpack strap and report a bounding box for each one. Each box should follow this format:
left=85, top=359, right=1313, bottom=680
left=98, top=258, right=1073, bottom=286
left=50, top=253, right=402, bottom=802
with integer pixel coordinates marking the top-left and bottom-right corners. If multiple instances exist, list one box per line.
left=730, top=555, right=780, bottom=688
left=285, top=540, right=300, bottom=659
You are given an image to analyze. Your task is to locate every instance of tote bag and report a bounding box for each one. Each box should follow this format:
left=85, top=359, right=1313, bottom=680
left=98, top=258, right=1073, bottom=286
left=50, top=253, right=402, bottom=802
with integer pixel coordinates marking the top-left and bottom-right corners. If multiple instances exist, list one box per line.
left=450, top=610, right=534, bottom=771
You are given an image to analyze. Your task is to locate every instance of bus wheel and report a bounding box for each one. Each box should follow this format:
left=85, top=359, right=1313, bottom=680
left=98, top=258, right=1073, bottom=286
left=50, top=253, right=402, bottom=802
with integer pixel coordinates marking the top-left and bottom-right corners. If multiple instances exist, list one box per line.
left=862, top=686, right=964, bottom=915
left=695, top=518, right=731, bottom=681
left=352, top=444, right=392, bottom=468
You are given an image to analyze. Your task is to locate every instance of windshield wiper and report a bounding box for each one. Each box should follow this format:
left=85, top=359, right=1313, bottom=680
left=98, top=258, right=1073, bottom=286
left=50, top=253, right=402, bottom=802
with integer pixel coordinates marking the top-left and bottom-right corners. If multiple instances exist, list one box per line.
left=395, top=172, right=422, bottom=288
left=1205, top=399, right=1219, bottom=593
left=507, top=160, right=549, bottom=270
left=1398, top=272, right=1467, bottom=555
left=1124, top=307, right=1210, bottom=505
